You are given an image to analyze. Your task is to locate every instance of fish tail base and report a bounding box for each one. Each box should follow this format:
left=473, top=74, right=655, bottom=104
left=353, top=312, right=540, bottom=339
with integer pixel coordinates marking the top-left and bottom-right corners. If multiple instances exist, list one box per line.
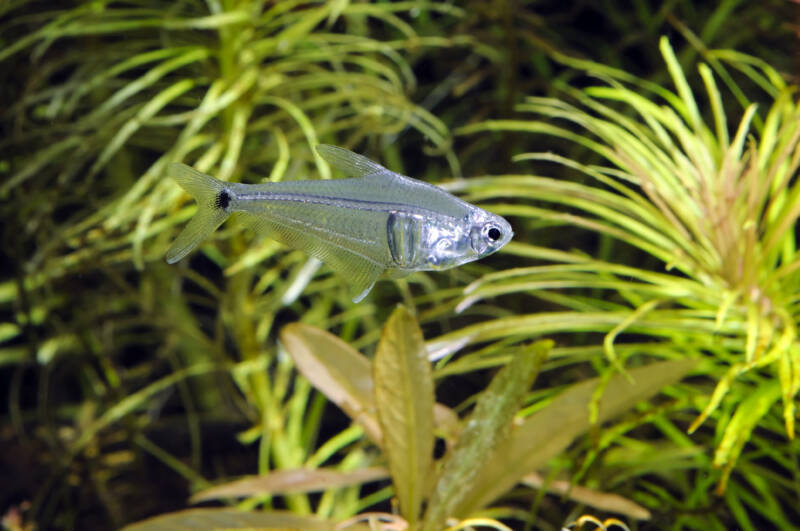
left=165, top=163, right=231, bottom=263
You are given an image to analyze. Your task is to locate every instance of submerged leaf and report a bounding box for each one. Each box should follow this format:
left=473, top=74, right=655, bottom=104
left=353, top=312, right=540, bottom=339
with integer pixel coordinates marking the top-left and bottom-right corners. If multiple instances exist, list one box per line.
left=70, top=362, right=219, bottom=456
left=455, top=358, right=696, bottom=513
left=122, top=508, right=335, bottom=531
left=280, top=323, right=381, bottom=443
left=522, top=472, right=651, bottom=520
left=713, top=380, right=781, bottom=494
left=422, top=341, right=551, bottom=531
left=280, top=322, right=459, bottom=448
left=374, top=306, right=434, bottom=526
left=190, top=467, right=389, bottom=503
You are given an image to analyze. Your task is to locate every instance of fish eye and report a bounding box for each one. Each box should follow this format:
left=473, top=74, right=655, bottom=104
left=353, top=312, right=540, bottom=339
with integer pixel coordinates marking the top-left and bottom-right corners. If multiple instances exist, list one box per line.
left=487, top=226, right=502, bottom=242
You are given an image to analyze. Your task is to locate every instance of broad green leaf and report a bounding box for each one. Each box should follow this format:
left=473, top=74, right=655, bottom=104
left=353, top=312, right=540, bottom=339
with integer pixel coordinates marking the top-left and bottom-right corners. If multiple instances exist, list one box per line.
left=122, top=508, right=337, bottom=531
left=190, top=466, right=389, bottom=503
left=373, top=306, right=434, bottom=526
left=454, top=358, right=696, bottom=514
left=280, top=323, right=461, bottom=447
left=422, top=341, right=551, bottom=531
left=280, top=323, right=381, bottom=443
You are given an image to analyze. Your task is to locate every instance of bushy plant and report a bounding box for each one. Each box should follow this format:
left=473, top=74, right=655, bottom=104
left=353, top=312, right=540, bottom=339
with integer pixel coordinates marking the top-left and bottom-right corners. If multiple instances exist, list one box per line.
left=1, top=1, right=798, bottom=530
left=456, top=35, right=800, bottom=526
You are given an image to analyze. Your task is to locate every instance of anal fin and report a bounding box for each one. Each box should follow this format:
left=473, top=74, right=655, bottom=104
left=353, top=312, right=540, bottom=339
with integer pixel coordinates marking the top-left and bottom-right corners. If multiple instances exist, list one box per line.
left=234, top=212, right=384, bottom=302
left=349, top=262, right=383, bottom=302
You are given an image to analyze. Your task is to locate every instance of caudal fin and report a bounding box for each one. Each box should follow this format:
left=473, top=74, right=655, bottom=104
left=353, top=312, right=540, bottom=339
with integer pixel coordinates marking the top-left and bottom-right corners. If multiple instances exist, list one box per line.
left=165, top=163, right=231, bottom=264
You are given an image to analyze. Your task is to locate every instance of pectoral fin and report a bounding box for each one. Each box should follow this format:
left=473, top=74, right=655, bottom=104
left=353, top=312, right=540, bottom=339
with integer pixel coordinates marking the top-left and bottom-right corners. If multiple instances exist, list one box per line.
left=235, top=213, right=384, bottom=302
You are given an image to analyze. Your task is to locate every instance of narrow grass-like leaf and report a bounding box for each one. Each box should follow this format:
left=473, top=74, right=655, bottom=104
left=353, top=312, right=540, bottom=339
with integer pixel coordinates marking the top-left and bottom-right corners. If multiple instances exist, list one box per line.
left=373, top=306, right=434, bottom=526
left=2, top=136, right=82, bottom=195
left=261, top=96, right=330, bottom=179
left=59, top=47, right=194, bottom=115
left=713, top=380, right=781, bottom=494
left=89, top=79, right=196, bottom=177
left=422, top=341, right=551, bottom=531
left=70, top=362, right=219, bottom=455
left=660, top=37, right=701, bottom=131
left=83, top=48, right=209, bottom=126
left=698, top=63, right=728, bottom=151
left=454, top=359, right=696, bottom=513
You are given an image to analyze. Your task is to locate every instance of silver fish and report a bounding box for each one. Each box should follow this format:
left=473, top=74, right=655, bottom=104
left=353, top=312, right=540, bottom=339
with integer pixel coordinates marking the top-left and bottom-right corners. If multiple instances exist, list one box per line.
left=166, top=145, right=513, bottom=302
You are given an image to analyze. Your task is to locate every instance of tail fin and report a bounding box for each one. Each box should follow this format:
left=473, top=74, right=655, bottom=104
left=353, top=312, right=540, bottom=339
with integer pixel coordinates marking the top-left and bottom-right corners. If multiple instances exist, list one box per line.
left=165, top=163, right=231, bottom=264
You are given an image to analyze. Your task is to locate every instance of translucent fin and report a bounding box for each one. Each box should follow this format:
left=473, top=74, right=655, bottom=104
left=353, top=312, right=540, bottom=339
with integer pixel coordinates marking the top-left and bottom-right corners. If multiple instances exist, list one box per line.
left=165, top=163, right=231, bottom=264
left=383, top=268, right=412, bottom=280
left=235, top=212, right=383, bottom=302
left=316, top=144, right=389, bottom=178
left=351, top=279, right=376, bottom=303
left=348, top=263, right=381, bottom=302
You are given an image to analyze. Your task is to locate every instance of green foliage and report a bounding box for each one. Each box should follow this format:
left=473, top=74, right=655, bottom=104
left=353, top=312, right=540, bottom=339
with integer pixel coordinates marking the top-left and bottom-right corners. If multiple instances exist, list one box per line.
left=422, top=332, right=547, bottom=531
left=457, top=35, right=800, bottom=504
left=2, top=0, right=469, bottom=276
left=0, top=1, right=476, bottom=527
left=374, top=307, right=434, bottom=527
left=259, top=308, right=685, bottom=530
left=2, top=1, right=799, bottom=530
left=121, top=508, right=351, bottom=531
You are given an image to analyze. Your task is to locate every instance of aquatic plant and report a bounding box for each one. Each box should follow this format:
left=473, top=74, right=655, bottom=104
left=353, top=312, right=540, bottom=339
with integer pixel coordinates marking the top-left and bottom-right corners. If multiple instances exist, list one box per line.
left=1, top=1, right=798, bottom=530
left=0, top=1, right=482, bottom=527
left=456, top=35, right=800, bottom=525
left=124, top=307, right=689, bottom=530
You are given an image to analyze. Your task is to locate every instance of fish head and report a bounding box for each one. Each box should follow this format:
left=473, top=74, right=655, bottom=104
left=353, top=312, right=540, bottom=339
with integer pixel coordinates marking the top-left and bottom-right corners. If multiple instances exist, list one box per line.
left=468, top=209, right=514, bottom=260
left=423, top=209, right=512, bottom=270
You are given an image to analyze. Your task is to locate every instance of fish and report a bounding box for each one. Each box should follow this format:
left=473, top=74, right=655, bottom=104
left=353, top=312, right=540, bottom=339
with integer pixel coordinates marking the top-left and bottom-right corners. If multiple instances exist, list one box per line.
left=165, top=145, right=513, bottom=302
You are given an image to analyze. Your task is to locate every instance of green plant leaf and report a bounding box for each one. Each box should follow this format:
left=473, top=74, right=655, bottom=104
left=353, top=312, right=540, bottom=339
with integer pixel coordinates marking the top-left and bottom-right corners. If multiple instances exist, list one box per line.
left=190, top=466, right=389, bottom=503
left=455, top=41, right=800, bottom=486
left=69, top=362, right=219, bottom=456
left=280, top=322, right=461, bottom=448
left=373, top=306, right=434, bottom=526
left=279, top=323, right=381, bottom=443
left=121, top=508, right=337, bottom=531
left=0, top=323, right=21, bottom=343
left=522, top=472, right=651, bottom=520
left=454, top=358, right=696, bottom=514
left=422, top=340, right=551, bottom=531
left=713, top=380, right=782, bottom=494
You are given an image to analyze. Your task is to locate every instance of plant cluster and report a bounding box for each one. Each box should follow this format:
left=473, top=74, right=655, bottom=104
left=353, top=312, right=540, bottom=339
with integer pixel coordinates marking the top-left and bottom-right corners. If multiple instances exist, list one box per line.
left=1, top=1, right=798, bottom=530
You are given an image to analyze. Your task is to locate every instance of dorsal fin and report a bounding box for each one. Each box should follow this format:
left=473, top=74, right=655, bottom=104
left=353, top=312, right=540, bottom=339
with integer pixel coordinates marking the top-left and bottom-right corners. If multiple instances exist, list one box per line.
left=316, top=144, right=389, bottom=178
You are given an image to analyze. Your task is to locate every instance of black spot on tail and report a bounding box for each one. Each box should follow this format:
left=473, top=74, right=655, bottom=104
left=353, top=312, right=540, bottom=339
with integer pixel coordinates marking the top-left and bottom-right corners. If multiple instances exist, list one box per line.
left=215, top=190, right=230, bottom=210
